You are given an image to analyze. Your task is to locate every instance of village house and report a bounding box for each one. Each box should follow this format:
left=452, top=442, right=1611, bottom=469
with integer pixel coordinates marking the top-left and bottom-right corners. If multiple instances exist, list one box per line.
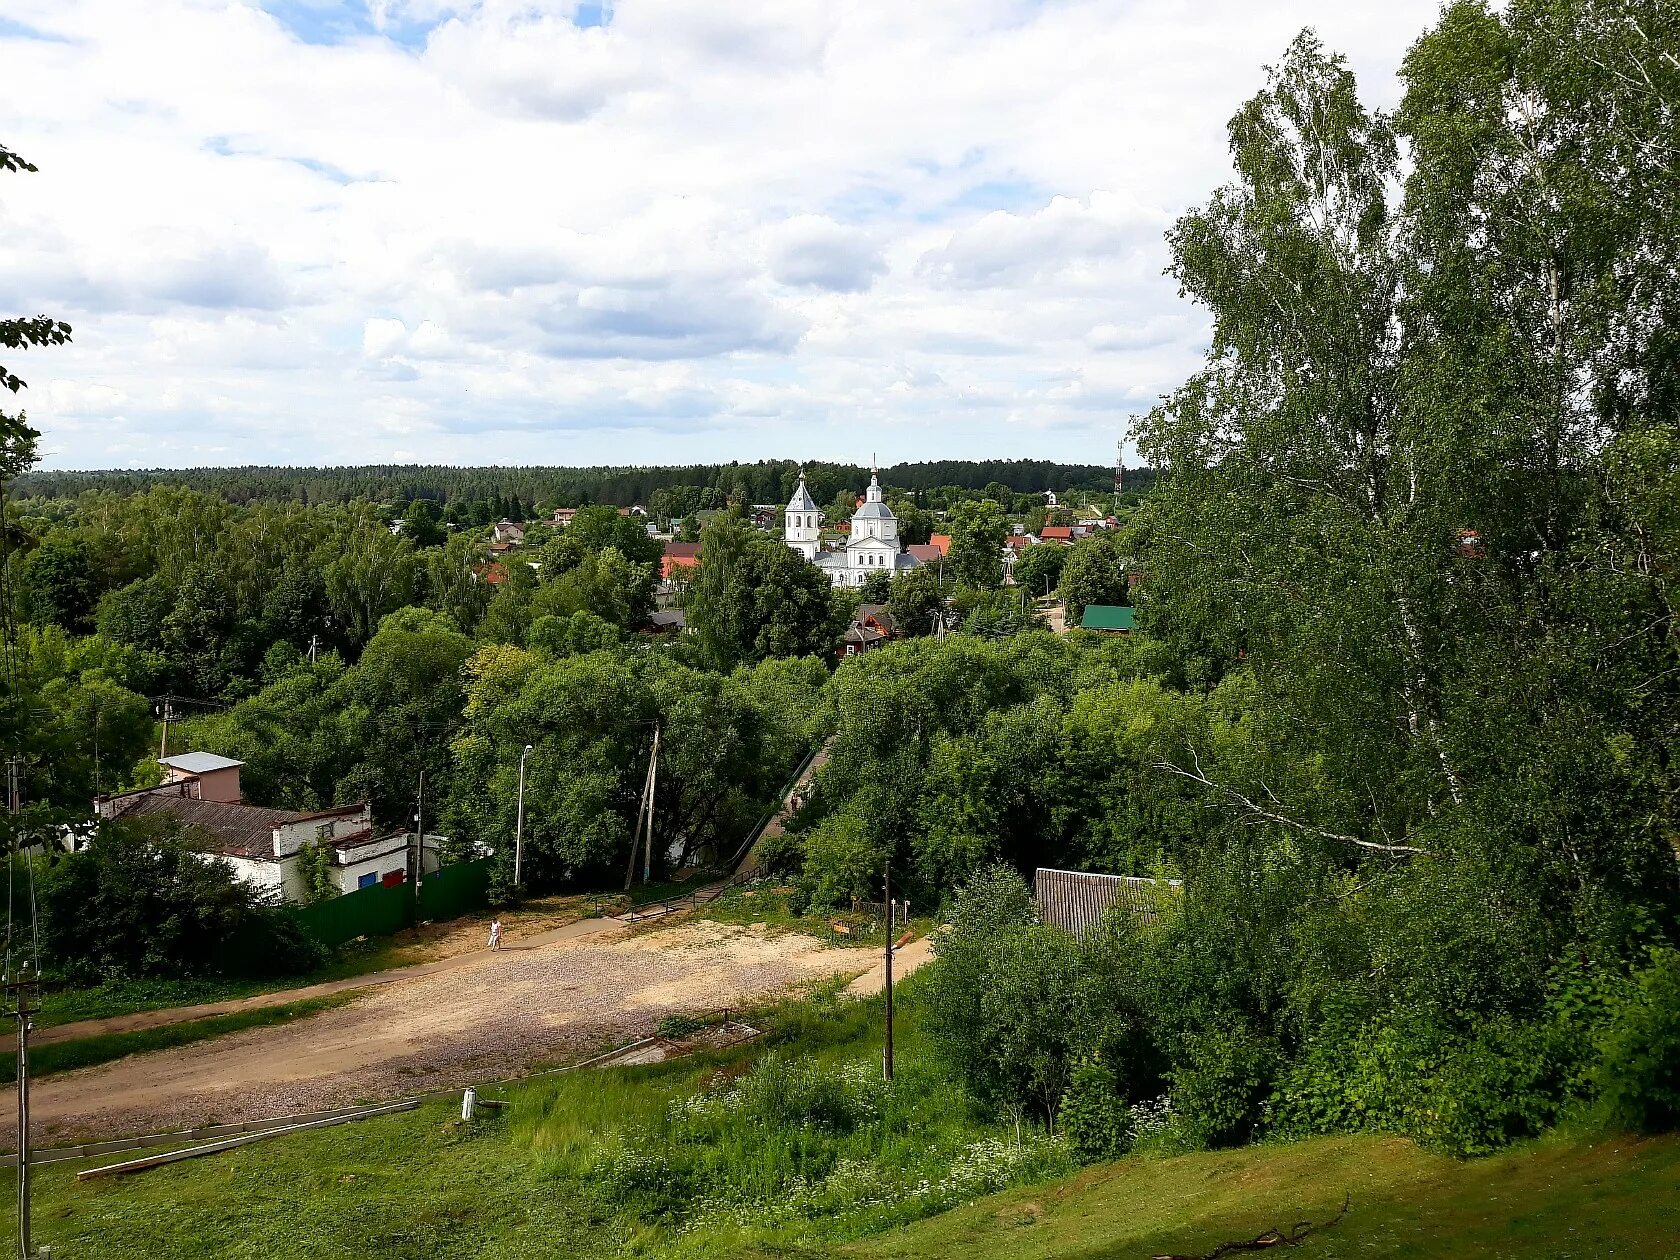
left=94, top=754, right=438, bottom=903
left=492, top=520, right=526, bottom=545
left=841, top=604, right=898, bottom=657
left=662, top=540, right=701, bottom=580
left=906, top=534, right=949, bottom=571
left=550, top=507, right=578, bottom=528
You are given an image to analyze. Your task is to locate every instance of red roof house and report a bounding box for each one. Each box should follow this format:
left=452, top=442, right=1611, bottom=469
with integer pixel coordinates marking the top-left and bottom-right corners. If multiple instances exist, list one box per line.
left=662, top=541, right=701, bottom=579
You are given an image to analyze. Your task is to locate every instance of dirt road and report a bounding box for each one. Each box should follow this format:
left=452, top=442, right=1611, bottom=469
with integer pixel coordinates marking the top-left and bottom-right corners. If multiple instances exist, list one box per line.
left=842, top=935, right=935, bottom=997
left=27, top=920, right=876, bottom=1146
left=38, top=912, right=620, bottom=1047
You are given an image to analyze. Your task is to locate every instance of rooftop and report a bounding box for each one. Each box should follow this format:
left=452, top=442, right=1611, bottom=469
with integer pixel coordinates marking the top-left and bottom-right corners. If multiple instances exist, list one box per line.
left=1080, top=605, right=1137, bottom=632
left=158, top=752, right=244, bottom=775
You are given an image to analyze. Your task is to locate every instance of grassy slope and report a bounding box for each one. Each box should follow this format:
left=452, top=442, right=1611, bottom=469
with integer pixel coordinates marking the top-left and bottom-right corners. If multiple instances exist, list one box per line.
left=841, top=1132, right=1680, bottom=1260
left=8, top=988, right=1678, bottom=1260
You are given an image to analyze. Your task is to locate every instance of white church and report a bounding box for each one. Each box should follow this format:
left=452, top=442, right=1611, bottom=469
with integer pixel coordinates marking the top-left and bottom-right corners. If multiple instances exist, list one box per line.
left=785, top=466, right=921, bottom=588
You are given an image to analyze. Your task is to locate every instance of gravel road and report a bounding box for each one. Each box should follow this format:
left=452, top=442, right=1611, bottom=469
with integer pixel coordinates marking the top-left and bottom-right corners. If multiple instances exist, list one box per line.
left=25, top=920, right=876, bottom=1146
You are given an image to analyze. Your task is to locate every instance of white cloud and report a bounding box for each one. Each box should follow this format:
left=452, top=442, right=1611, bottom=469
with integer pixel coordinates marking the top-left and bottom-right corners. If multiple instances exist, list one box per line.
left=768, top=216, right=886, bottom=293
left=0, top=0, right=1443, bottom=468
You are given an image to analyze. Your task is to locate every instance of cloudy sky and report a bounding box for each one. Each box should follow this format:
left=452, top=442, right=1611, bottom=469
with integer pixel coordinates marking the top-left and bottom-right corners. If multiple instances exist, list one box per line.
left=1, top=0, right=1438, bottom=470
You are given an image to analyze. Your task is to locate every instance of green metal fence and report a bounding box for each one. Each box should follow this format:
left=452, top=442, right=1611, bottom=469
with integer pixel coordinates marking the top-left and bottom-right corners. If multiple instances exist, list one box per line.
left=418, top=858, right=491, bottom=923
left=289, top=879, right=414, bottom=948
left=286, top=859, right=493, bottom=949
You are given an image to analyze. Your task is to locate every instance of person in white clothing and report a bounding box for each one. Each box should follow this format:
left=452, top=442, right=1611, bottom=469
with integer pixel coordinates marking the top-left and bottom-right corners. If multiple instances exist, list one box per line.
left=488, top=917, right=502, bottom=952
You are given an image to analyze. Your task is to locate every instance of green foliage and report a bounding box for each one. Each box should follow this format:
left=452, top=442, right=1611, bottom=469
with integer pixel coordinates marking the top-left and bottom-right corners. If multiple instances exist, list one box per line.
left=886, top=564, right=942, bottom=639
left=1056, top=532, right=1128, bottom=623
left=686, top=511, right=841, bottom=669
left=39, top=817, right=323, bottom=983
left=943, top=499, right=1007, bottom=589
left=923, top=865, right=1091, bottom=1125
left=1594, top=947, right=1680, bottom=1135
left=1011, top=542, right=1066, bottom=597
left=293, top=838, right=337, bottom=905
left=1059, top=1058, right=1135, bottom=1163
left=799, top=812, right=883, bottom=910
left=446, top=642, right=821, bottom=887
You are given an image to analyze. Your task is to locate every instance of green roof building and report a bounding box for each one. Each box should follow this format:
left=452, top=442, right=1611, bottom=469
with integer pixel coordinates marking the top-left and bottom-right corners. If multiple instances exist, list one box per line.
left=1080, top=605, right=1136, bottom=632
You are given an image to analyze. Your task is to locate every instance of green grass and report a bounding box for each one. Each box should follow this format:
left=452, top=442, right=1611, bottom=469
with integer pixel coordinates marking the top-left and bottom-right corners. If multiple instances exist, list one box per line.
left=37, top=937, right=431, bottom=1029
left=0, top=993, right=358, bottom=1084
left=700, top=884, right=928, bottom=948
left=7, top=982, right=1677, bottom=1260
left=841, top=1130, right=1680, bottom=1260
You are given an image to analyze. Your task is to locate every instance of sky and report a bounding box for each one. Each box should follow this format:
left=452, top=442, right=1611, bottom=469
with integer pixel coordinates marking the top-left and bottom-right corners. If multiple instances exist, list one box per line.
left=0, top=0, right=1440, bottom=470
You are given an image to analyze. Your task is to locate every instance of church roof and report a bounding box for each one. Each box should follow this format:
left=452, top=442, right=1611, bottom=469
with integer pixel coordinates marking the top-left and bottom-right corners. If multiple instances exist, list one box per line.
left=787, top=477, right=817, bottom=512
left=853, top=499, right=893, bottom=521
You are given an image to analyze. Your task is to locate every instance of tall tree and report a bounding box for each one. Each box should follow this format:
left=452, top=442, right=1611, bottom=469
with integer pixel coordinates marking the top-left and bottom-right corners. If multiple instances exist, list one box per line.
left=945, top=499, right=1008, bottom=589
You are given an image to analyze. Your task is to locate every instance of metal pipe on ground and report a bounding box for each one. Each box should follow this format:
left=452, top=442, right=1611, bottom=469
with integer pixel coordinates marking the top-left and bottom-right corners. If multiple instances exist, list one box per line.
left=76, top=1100, right=419, bottom=1181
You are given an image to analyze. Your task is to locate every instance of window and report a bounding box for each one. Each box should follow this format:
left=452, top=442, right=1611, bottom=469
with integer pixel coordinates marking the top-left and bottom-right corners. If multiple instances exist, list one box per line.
left=316, top=822, right=333, bottom=841
left=358, top=872, right=377, bottom=889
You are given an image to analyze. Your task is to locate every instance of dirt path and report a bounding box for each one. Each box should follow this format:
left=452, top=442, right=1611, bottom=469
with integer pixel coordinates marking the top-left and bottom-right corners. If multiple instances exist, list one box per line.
left=26, top=920, right=875, bottom=1146
left=842, top=935, right=936, bottom=997
left=38, top=914, right=625, bottom=1047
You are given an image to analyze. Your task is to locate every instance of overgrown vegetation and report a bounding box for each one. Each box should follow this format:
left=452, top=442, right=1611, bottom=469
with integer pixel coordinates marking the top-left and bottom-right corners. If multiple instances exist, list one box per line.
left=8, top=985, right=1679, bottom=1259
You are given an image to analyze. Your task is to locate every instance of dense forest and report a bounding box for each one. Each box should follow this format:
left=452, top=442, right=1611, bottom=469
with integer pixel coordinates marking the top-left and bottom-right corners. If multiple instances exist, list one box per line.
left=13, top=458, right=1143, bottom=511
left=0, top=0, right=1676, bottom=1186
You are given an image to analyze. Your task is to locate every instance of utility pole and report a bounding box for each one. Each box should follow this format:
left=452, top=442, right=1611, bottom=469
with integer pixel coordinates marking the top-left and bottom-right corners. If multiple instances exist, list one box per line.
left=9, top=962, right=36, bottom=1260
left=1114, top=430, right=1125, bottom=517
left=623, top=725, right=660, bottom=891
left=413, top=768, right=425, bottom=894
left=643, top=724, right=660, bottom=886
left=882, top=858, right=894, bottom=1082
left=8, top=758, right=37, bottom=1260
left=514, top=744, right=533, bottom=889
left=157, top=697, right=174, bottom=761
left=308, top=633, right=319, bottom=663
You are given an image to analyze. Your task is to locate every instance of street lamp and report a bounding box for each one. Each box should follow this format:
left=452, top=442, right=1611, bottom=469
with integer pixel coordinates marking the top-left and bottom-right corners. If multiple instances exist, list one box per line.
left=515, top=744, right=533, bottom=888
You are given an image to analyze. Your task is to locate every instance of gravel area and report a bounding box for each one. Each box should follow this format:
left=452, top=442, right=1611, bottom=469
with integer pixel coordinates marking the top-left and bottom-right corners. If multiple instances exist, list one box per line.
left=24, top=920, right=875, bottom=1146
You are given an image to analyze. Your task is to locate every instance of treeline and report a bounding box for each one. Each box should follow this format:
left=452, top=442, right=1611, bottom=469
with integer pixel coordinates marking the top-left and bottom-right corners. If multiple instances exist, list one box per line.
left=14, top=458, right=1133, bottom=510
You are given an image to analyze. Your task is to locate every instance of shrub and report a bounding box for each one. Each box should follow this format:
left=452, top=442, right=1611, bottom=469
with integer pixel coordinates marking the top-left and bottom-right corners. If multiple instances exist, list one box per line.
left=656, top=1013, right=706, bottom=1040
left=753, top=827, right=804, bottom=879
left=799, top=811, right=883, bottom=910
left=1059, top=1058, right=1134, bottom=1162
left=1595, top=947, right=1680, bottom=1134
left=1167, top=1024, right=1279, bottom=1149
left=1267, top=1008, right=1567, bottom=1157
left=41, top=816, right=318, bottom=983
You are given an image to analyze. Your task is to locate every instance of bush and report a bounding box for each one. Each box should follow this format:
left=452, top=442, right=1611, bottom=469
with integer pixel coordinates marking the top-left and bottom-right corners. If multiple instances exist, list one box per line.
left=1060, top=1058, right=1134, bottom=1162
left=656, top=1013, right=706, bottom=1040
left=753, top=827, right=804, bottom=879
left=1167, top=1024, right=1278, bottom=1149
left=41, top=816, right=321, bottom=983
left=799, top=811, right=883, bottom=911
left=1267, top=1008, right=1567, bottom=1157
left=1595, top=947, right=1680, bottom=1134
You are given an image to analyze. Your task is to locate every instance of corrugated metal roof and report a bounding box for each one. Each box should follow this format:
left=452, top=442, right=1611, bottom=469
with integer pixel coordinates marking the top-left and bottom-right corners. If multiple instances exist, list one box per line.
left=159, top=752, right=244, bottom=774
left=103, top=794, right=308, bottom=860
left=1034, top=868, right=1180, bottom=936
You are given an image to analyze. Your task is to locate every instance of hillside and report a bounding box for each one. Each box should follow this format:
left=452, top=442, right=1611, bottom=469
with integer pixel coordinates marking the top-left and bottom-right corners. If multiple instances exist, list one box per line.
left=10, top=983, right=1677, bottom=1260
left=845, top=1132, right=1680, bottom=1260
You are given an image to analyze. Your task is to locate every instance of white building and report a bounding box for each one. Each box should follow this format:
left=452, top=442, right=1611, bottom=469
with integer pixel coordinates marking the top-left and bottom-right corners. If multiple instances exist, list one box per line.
left=784, top=465, right=920, bottom=589
left=94, top=757, right=439, bottom=903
